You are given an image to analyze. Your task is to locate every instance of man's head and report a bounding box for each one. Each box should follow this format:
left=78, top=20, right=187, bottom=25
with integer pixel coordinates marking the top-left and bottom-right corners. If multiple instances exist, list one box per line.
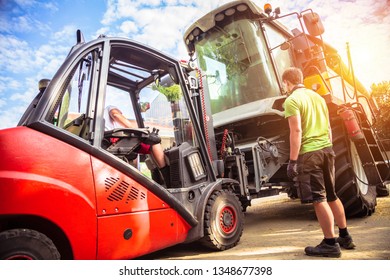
left=282, top=67, right=303, bottom=93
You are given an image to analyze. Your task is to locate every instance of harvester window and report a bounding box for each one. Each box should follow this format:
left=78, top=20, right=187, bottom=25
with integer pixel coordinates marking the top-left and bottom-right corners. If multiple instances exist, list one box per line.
left=195, top=18, right=280, bottom=117
left=263, top=23, right=294, bottom=81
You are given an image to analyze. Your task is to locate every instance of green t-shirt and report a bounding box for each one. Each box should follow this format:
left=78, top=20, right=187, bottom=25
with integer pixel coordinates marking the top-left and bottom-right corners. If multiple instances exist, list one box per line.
left=284, top=88, right=332, bottom=155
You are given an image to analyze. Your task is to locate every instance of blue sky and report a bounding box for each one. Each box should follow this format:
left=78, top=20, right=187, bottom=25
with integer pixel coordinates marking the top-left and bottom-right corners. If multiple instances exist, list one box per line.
left=1, top=0, right=389, bottom=129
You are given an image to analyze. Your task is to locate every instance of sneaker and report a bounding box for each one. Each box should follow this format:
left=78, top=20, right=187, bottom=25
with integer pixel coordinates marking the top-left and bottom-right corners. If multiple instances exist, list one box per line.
left=305, top=240, right=341, bottom=258
left=337, top=235, right=356, bottom=249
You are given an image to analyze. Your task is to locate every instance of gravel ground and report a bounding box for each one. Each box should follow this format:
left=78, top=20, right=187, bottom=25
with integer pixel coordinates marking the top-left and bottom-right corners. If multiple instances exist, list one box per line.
left=144, top=193, right=390, bottom=260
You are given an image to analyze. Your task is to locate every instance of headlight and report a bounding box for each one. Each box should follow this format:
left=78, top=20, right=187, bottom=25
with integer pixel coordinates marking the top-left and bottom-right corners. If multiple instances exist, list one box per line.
left=187, top=152, right=206, bottom=181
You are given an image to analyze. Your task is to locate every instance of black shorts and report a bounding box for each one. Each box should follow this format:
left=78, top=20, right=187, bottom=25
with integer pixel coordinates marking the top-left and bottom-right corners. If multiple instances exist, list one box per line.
left=296, top=147, right=338, bottom=203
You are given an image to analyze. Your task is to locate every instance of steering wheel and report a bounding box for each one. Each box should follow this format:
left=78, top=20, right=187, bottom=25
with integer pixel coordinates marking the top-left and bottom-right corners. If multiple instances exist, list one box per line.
left=104, top=127, right=149, bottom=140
left=103, top=128, right=150, bottom=159
left=103, top=127, right=161, bottom=160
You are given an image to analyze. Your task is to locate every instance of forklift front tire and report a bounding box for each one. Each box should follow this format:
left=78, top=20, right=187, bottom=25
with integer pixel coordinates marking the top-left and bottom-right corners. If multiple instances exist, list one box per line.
left=0, top=228, right=61, bottom=260
left=201, top=189, right=244, bottom=250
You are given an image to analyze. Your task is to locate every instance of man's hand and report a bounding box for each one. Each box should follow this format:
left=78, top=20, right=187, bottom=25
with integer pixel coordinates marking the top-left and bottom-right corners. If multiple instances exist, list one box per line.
left=287, top=160, right=298, bottom=179
left=142, top=127, right=161, bottom=145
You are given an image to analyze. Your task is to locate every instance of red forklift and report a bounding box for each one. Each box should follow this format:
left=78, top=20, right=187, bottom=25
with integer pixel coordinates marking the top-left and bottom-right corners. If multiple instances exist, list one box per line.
left=0, top=32, right=245, bottom=259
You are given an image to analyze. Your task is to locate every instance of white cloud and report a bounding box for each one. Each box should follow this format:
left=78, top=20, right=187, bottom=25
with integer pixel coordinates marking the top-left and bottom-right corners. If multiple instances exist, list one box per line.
left=99, top=0, right=221, bottom=56
left=42, top=1, right=59, bottom=12
left=0, top=77, right=22, bottom=95
left=0, top=103, right=29, bottom=128
left=94, top=27, right=111, bottom=38
left=0, top=34, right=34, bottom=74
left=0, top=0, right=54, bottom=35
left=131, top=6, right=195, bottom=51
left=119, top=20, right=138, bottom=35
left=101, top=0, right=119, bottom=25
left=14, top=0, right=36, bottom=7
left=52, top=25, right=77, bottom=42
left=0, top=33, right=68, bottom=77
left=14, top=15, right=33, bottom=32
left=0, top=98, right=6, bottom=108
left=14, top=0, right=58, bottom=11
left=0, top=26, right=70, bottom=129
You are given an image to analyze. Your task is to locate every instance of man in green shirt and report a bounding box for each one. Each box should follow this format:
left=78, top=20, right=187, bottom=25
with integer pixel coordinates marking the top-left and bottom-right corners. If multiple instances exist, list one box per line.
left=283, top=67, right=355, bottom=257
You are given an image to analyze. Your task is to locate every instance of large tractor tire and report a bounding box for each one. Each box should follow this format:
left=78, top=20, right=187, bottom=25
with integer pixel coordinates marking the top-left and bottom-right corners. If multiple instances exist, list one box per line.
left=201, top=189, right=244, bottom=250
left=332, top=117, right=377, bottom=217
left=0, top=229, right=61, bottom=260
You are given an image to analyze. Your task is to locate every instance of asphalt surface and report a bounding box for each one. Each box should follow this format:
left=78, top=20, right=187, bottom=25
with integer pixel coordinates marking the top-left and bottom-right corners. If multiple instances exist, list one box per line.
left=143, top=193, right=390, bottom=260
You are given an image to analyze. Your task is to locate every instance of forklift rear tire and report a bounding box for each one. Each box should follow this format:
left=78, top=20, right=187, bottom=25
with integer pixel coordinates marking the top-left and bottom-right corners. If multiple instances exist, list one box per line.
left=0, top=229, right=61, bottom=260
left=201, top=189, right=244, bottom=250
left=332, top=117, right=377, bottom=217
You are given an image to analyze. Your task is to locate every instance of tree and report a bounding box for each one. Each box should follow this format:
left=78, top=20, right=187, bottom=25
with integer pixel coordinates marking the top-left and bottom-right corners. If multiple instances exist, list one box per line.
left=371, top=81, right=390, bottom=149
left=152, top=84, right=182, bottom=102
left=371, top=81, right=390, bottom=105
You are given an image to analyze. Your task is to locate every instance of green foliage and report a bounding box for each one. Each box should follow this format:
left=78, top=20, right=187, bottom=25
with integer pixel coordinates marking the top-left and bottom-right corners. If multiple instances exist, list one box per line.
left=152, top=83, right=182, bottom=102
left=371, top=81, right=390, bottom=145
left=371, top=81, right=390, bottom=105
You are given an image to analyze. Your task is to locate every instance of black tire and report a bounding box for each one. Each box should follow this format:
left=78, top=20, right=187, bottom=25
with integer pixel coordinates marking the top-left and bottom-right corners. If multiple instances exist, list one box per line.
left=201, top=189, right=244, bottom=250
left=377, top=183, right=389, bottom=197
left=332, top=117, right=377, bottom=217
left=0, top=229, right=61, bottom=260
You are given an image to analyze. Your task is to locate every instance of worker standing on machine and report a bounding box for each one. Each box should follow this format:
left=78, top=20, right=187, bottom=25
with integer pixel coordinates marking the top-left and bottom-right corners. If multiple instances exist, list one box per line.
left=283, top=67, right=356, bottom=257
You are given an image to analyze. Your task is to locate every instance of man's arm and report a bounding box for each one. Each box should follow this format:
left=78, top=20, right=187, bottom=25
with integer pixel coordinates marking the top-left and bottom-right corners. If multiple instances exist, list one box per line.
left=288, top=114, right=302, bottom=160
left=109, top=108, right=134, bottom=128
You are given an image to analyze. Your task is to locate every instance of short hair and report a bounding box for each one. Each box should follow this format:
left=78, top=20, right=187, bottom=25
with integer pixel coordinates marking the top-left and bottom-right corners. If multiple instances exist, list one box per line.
left=282, top=67, right=303, bottom=85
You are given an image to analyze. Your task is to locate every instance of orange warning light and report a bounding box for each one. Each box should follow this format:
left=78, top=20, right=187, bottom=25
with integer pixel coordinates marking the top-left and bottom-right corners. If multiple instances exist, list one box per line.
left=264, top=3, right=272, bottom=15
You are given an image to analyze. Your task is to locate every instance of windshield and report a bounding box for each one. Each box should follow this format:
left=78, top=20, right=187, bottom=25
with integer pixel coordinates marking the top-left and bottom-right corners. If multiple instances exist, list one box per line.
left=195, top=19, right=281, bottom=115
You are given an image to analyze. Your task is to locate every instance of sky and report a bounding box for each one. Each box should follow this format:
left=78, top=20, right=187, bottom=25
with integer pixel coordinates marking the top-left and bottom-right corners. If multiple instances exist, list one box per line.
left=0, top=0, right=389, bottom=129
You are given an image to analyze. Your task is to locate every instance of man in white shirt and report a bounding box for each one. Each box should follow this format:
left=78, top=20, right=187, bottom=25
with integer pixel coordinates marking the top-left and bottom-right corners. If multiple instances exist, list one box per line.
left=104, top=106, right=169, bottom=184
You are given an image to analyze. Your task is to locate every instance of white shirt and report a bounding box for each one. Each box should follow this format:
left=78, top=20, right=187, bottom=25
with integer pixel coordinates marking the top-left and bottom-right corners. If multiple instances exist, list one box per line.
left=104, top=105, right=122, bottom=131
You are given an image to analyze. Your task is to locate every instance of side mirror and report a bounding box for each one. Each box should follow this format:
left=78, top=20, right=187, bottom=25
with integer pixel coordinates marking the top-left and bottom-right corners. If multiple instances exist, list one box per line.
left=159, top=74, right=176, bottom=87
left=38, top=79, right=50, bottom=91
left=303, top=12, right=324, bottom=36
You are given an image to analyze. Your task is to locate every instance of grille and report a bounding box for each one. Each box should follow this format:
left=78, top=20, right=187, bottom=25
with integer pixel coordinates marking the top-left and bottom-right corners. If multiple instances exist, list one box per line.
left=105, top=177, right=145, bottom=203
left=170, top=161, right=180, bottom=187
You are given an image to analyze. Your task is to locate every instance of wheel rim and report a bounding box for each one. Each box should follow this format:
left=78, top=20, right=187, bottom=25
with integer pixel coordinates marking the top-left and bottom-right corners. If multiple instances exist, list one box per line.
left=219, top=205, right=237, bottom=234
left=6, top=254, right=34, bottom=260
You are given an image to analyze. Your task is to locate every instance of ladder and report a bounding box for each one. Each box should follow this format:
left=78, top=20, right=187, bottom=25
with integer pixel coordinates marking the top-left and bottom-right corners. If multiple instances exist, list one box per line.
left=347, top=102, right=390, bottom=196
